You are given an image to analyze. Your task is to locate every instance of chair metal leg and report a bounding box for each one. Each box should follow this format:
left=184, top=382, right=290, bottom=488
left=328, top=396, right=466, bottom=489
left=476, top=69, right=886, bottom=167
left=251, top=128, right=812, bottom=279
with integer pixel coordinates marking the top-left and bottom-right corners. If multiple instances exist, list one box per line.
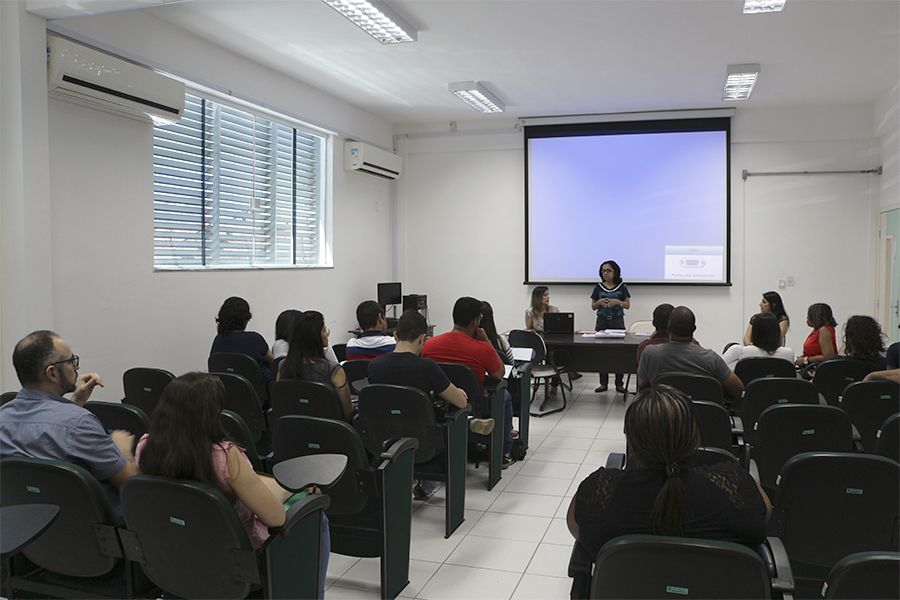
left=532, top=377, right=567, bottom=417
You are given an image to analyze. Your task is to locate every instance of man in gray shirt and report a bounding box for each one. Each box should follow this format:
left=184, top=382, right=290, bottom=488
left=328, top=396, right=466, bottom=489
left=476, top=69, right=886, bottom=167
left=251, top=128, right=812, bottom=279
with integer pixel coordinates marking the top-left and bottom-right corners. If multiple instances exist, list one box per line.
left=637, top=306, right=744, bottom=399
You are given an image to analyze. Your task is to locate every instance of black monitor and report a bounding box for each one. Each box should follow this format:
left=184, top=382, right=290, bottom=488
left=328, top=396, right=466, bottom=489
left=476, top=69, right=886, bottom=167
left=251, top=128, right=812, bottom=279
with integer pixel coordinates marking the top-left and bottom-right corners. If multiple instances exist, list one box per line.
left=377, top=282, right=402, bottom=307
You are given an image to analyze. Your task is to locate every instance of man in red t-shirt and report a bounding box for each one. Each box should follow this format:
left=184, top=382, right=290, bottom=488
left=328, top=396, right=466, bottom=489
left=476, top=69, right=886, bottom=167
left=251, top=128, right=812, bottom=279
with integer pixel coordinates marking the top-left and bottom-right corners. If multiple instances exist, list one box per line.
left=423, top=297, right=515, bottom=466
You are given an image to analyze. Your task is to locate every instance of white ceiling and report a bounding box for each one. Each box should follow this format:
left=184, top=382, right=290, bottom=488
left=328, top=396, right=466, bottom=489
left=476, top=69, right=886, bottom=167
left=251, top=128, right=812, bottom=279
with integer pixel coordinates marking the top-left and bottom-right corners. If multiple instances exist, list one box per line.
left=34, top=0, right=900, bottom=125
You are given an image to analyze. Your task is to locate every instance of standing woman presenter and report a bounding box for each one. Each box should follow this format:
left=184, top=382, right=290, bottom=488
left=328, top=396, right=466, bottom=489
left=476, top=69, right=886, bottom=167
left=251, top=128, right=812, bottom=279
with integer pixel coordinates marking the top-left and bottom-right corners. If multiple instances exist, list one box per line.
left=591, top=261, right=630, bottom=393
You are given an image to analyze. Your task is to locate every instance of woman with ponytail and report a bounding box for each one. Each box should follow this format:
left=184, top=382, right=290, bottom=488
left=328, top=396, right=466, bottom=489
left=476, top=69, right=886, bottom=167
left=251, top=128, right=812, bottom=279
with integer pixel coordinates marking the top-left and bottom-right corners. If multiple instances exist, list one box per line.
left=567, top=385, right=769, bottom=556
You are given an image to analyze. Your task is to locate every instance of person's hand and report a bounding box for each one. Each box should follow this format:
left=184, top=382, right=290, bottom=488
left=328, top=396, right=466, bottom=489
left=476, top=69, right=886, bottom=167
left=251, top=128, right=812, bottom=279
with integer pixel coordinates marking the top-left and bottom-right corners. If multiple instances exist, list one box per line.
left=474, top=327, right=490, bottom=343
left=110, top=429, right=135, bottom=460
left=794, top=356, right=806, bottom=367
left=71, top=373, right=104, bottom=406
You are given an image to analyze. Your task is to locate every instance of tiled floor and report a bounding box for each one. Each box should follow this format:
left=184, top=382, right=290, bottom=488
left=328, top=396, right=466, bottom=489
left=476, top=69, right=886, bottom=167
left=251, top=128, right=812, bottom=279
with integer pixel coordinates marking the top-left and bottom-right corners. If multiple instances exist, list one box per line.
left=324, top=376, right=630, bottom=599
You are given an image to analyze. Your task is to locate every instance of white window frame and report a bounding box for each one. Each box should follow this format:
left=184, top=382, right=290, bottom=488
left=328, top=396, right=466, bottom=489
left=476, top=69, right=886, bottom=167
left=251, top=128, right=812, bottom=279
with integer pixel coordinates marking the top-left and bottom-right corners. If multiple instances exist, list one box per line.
left=153, top=89, right=333, bottom=271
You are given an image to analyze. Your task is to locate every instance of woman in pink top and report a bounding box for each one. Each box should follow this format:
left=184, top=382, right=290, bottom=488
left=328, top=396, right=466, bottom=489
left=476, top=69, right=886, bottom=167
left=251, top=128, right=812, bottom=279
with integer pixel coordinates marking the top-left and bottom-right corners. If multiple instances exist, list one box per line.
left=135, top=372, right=289, bottom=549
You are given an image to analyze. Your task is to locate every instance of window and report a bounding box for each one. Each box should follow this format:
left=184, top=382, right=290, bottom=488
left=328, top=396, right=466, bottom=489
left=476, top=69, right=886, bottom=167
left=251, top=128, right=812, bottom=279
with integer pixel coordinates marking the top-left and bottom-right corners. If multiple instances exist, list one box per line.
left=153, top=94, right=329, bottom=269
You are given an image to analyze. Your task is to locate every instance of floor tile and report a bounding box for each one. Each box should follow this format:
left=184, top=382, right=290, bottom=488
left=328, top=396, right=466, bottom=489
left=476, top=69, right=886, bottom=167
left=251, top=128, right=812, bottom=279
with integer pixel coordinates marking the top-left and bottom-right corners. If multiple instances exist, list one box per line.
left=326, top=553, right=360, bottom=585
left=542, top=517, right=576, bottom=546
left=526, top=542, right=577, bottom=577
left=417, top=563, right=522, bottom=600
left=410, top=504, right=483, bottom=535
left=527, top=447, right=588, bottom=464
left=467, top=512, right=553, bottom=542
left=511, top=573, right=572, bottom=600
left=332, top=557, right=441, bottom=598
left=502, top=474, right=571, bottom=497
left=539, top=435, right=594, bottom=450
left=516, top=460, right=580, bottom=479
left=488, top=491, right=564, bottom=518
left=408, top=526, right=465, bottom=563
left=446, top=534, right=539, bottom=572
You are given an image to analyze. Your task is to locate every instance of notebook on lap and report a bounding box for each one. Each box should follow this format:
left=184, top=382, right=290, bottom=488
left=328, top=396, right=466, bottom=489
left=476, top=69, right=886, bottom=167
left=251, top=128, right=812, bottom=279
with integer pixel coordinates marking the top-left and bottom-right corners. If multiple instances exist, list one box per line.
left=544, top=312, right=575, bottom=334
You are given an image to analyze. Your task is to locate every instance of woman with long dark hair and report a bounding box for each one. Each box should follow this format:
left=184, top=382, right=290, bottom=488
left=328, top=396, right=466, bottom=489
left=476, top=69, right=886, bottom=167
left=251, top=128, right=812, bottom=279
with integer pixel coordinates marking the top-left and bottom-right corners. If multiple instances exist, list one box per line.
left=724, top=312, right=795, bottom=370
left=567, top=385, right=769, bottom=557
left=796, top=303, right=838, bottom=368
left=743, top=291, right=790, bottom=346
left=280, top=311, right=354, bottom=419
left=591, top=260, right=631, bottom=393
left=211, top=296, right=274, bottom=383
left=481, top=301, right=514, bottom=365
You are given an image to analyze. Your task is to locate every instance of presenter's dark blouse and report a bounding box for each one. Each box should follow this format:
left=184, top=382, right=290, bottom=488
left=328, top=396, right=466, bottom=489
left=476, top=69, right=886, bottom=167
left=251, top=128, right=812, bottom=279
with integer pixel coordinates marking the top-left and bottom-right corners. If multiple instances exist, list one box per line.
left=591, top=282, right=630, bottom=329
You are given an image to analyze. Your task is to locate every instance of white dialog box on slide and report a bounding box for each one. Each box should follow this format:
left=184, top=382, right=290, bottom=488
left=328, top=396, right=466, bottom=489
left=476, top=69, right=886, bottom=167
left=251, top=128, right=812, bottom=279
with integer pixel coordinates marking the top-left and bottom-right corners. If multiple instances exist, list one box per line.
left=664, top=245, right=724, bottom=282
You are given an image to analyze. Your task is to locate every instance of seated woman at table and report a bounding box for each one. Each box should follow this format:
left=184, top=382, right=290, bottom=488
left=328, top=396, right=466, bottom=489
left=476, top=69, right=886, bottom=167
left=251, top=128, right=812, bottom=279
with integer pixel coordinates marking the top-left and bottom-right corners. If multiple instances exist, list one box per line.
left=723, top=312, right=794, bottom=371
left=525, top=286, right=558, bottom=333
left=742, top=291, right=790, bottom=347
left=567, top=384, right=770, bottom=557
left=279, top=311, right=354, bottom=420
left=795, top=303, right=837, bottom=369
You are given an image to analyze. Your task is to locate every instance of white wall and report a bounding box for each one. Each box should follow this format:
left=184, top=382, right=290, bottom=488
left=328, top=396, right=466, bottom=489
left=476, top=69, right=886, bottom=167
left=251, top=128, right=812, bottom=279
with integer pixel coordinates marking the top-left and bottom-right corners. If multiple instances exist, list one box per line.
left=1, top=9, right=396, bottom=397
left=395, top=103, right=885, bottom=356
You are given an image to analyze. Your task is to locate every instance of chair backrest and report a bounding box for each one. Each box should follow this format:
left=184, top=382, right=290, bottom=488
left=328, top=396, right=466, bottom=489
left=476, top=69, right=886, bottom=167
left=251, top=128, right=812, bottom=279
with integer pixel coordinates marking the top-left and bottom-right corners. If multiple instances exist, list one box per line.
left=270, top=415, right=371, bottom=515
left=271, top=356, right=285, bottom=379
left=627, top=320, right=654, bottom=334
left=119, top=475, right=256, bottom=599
left=508, top=329, right=547, bottom=364
left=1, top=390, right=18, bottom=405
left=839, top=381, right=900, bottom=453
left=773, top=453, right=900, bottom=569
left=357, top=384, right=441, bottom=463
left=270, top=378, right=344, bottom=421
left=212, top=372, right=267, bottom=442
left=84, top=401, right=151, bottom=455
left=755, top=404, right=853, bottom=490
left=875, top=413, right=900, bottom=463
left=209, top=352, right=264, bottom=385
left=332, top=343, right=347, bottom=363
left=0, top=457, right=120, bottom=577
left=689, top=446, right=740, bottom=469
left=823, top=551, right=900, bottom=599
left=741, top=378, right=819, bottom=446
left=734, top=356, right=797, bottom=387
left=692, top=400, right=733, bottom=451
left=437, top=362, right=491, bottom=417
left=813, top=359, right=877, bottom=406
left=341, top=359, right=371, bottom=395
left=591, top=534, right=771, bottom=599
left=656, top=372, right=725, bottom=406
left=122, top=367, right=174, bottom=417
left=219, top=410, right=264, bottom=472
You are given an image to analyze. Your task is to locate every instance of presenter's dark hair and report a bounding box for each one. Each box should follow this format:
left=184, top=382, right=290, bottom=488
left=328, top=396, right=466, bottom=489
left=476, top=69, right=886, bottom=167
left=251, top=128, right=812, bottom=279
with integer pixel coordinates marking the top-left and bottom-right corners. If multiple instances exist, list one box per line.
left=216, top=297, right=252, bottom=335
left=750, top=312, right=781, bottom=353
left=668, top=306, right=696, bottom=338
left=530, top=286, right=549, bottom=316
left=843, top=315, right=886, bottom=362
left=275, top=309, right=301, bottom=343
left=761, top=291, right=788, bottom=322
left=807, top=303, right=837, bottom=329
left=624, top=384, right=700, bottom=537
left=356, top=300, right=384, bottom=330
left=599, top=260, right=622, bottom=285
left=138, top=372, right=235, bottom=502
left=452, top=297, right=483, bottom=327
left=395, top=310, right=427, bottom=342
left=282, top=311, right=327, bottom=379
left=13, top=330, right=60, bottom=387
left=652, top=304, right=675, bottom=331
left=480, top=301, right=503, bottom=354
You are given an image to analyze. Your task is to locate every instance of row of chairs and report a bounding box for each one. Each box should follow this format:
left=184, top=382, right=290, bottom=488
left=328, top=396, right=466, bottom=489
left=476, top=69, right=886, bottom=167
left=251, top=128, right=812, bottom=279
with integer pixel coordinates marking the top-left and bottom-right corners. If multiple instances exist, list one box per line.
left=569, top=451, right=900, bottom=598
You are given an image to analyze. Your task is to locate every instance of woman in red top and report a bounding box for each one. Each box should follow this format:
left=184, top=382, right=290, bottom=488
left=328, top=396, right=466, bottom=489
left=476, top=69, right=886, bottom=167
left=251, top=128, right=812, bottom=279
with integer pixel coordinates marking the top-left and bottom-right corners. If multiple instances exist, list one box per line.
left=796, top=303, right=837, bottom=368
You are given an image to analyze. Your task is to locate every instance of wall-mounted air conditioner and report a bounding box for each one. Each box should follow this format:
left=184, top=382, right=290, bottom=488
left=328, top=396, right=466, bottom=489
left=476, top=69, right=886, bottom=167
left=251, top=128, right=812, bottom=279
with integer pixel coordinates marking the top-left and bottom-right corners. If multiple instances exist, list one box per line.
left=47, top=34, right=185, bottom=125
left=343, top=141, right=402, bottom=180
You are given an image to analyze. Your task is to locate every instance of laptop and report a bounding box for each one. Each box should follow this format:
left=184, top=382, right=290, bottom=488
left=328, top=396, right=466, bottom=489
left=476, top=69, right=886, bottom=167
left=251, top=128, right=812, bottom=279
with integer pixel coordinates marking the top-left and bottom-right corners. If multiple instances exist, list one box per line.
left=543, top=312, right=575, bottom=334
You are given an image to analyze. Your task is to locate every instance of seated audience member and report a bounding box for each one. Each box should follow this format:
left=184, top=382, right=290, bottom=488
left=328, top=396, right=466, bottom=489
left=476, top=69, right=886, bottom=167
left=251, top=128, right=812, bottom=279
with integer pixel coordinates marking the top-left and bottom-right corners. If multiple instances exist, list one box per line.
left=136, top=372, right=330, bottom=597
left=865, top=368, right=900, bottom=384
left=0, top=330, right=135, bottom=519
left=274, top=308, right=340, bottom=364
left=743, top=291, right=790, bottom=346
left=279, top=311, right=354, bottom=420
left=722, top=312, right=795, bottom=370
left=795, top=302, right=837, bottom=368
left=637, top=306, right=744, bottom=399
left=481, top=301, right=514, bottom=365
left=635, top=303, right=700, bottom=363
left=888, top=339, right=899, bottom=369
left=831, top=315, right=888, bottom=370
left=567, top=385, right=770, bottom=557
left=211, top=296, right=274, bottom=384
left=346, top=300, right=396, bottom=360
left=422, top=297, right=516, bottom=466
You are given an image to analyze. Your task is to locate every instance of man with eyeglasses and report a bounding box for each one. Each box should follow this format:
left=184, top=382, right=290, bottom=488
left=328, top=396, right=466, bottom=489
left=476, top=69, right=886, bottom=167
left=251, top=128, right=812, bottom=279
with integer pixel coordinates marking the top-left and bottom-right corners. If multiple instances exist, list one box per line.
left=1, top=330, right=137, bottom=519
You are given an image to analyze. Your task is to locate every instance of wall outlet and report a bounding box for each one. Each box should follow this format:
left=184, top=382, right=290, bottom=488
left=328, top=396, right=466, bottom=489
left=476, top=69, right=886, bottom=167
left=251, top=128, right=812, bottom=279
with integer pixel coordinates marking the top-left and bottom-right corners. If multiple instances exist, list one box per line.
left=787, top=276, right=794, bottom=286
left=450, top=121, right=457, bottom=132
left=778, top=278, right=786, bottom=288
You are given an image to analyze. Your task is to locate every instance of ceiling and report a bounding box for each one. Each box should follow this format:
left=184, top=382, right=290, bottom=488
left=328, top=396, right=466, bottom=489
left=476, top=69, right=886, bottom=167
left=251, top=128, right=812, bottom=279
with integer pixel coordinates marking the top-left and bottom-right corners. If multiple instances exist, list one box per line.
left=32, top=0, right=900, bottom=126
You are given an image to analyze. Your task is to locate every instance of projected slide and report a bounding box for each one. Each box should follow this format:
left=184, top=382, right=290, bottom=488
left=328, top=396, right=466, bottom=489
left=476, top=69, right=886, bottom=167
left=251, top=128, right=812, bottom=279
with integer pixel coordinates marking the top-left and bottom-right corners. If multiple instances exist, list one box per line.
left=526, top=118, right=730, bottom=286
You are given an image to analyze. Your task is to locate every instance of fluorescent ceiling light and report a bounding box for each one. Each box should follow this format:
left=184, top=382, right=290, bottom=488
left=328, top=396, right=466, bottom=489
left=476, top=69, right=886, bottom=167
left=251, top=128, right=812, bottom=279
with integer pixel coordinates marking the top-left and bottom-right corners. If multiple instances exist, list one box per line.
left=322, top=0, right=417, bottom=44
left=723, top=64, right=760, bottom=101
left=743, top=0, right=786, bottom=14
left=448, top=81, right=505, bottom=113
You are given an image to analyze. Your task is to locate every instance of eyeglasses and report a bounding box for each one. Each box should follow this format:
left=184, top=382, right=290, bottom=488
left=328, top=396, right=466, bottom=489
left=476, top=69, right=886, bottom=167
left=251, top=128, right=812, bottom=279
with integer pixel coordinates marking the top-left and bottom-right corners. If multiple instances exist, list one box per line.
left=50, top=355, right=79, bottom=369
left=601, top=268, right=614, bottom=273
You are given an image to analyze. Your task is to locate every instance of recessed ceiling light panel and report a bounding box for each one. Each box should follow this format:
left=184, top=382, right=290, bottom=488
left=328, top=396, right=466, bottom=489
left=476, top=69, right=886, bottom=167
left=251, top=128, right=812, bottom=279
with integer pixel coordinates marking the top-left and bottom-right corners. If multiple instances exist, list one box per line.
left=723, top=64, right=761, bottom=101
left=743, top=0, right=786, bottom=14
left=448, top=81, right=505, bottom=113
left=322, top=0, right=417, bottom=44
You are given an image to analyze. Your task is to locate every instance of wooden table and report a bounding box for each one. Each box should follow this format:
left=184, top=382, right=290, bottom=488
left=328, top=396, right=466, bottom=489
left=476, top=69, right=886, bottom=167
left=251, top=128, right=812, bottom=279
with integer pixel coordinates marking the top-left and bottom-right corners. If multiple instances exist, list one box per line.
left=541, top=332, right=642, bottom=375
